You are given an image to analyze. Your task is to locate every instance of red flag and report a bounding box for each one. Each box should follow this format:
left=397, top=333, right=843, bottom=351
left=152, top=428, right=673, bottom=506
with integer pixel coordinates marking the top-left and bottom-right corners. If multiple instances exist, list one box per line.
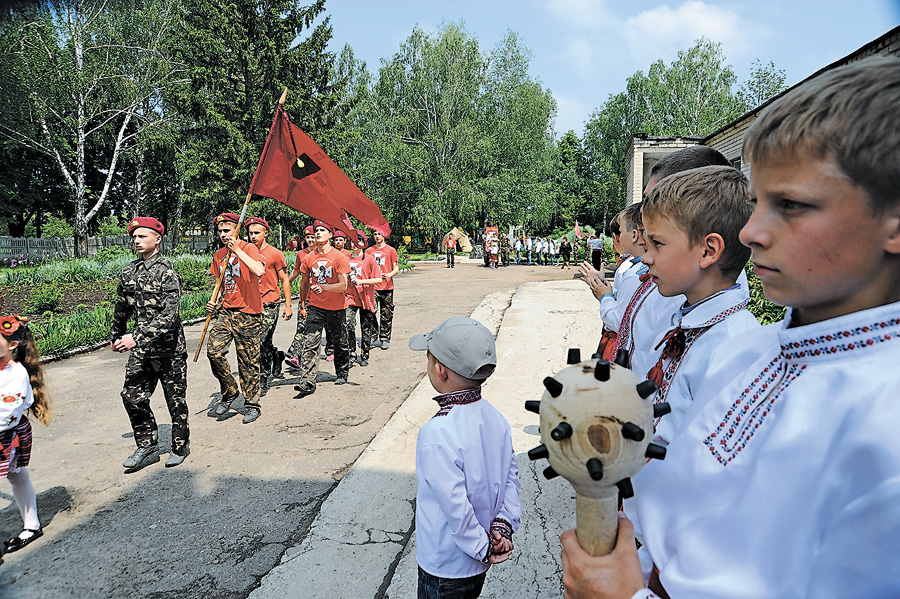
left=574, top=220, right=582, bottom=239
left=249, top=105, right=390, bottom=240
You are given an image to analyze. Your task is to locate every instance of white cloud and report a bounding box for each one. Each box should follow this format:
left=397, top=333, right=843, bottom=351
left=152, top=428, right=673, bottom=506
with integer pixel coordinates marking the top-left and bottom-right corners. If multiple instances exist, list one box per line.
left=624, top=1, right=753, bottom=65
left=544, top=0, right=611, bottom=29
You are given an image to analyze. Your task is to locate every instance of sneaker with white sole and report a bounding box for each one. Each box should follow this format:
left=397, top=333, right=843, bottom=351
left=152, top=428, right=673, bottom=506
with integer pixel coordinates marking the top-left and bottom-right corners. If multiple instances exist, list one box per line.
left=123, top=444, right=159, bottom=469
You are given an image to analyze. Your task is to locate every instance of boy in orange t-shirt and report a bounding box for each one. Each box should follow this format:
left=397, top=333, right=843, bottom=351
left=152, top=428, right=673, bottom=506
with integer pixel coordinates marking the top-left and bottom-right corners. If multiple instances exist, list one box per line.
left=246, top=217, right=291, bottom=394
left=284, top=225, right=316, bottom=370
left=294, top=221, right=352, bottom=396
left=345, top=231, right=382, bottom=367
left=206, top=213, right=265, bottom=423
left=365, top=230, right=399, bottom=350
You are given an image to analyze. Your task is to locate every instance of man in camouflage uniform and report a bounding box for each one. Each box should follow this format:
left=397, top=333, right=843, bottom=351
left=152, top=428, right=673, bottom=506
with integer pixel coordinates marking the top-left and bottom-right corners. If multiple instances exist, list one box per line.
left=112, top=217, right=190, bottom=470
left=500, top=233, right=511, bottom=267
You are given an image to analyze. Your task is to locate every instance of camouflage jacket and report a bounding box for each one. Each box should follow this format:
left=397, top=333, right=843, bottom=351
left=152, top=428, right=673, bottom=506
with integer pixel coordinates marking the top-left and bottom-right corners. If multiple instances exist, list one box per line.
left=111, top=252, right=186, bottom=356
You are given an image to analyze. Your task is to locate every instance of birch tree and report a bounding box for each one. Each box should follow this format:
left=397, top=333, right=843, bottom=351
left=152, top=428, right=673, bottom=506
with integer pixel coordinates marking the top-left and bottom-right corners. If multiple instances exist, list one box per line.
left=0, top=0, right=182, bottom=255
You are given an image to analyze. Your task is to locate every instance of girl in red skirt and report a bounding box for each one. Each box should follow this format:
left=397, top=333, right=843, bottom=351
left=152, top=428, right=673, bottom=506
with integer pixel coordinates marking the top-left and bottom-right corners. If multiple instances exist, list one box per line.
left=0, top=315, right=51, bottom=555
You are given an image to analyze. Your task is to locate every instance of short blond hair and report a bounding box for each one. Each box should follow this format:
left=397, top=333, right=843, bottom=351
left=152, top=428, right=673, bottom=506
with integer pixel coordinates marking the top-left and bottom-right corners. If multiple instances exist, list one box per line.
left=643, top=166, right=752, bottom=279
left=743, top=55, right=900, bottom=211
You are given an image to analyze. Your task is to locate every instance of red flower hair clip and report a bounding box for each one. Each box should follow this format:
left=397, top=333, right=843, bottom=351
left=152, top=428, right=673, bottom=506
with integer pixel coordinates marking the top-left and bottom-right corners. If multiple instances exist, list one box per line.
left=0, top=314, right=29, bottom=338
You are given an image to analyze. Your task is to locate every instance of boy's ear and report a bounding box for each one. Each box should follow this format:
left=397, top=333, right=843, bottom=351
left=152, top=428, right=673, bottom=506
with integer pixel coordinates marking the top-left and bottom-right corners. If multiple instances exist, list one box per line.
left=883, top=209, right=900, bottom=255
left=699, top=233, right=726, bottom=269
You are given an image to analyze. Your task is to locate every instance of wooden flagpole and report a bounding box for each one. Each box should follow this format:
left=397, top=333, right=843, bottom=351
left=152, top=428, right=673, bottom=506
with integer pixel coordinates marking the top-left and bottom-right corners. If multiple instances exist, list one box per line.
left=192, top=89, right=288, bottom=362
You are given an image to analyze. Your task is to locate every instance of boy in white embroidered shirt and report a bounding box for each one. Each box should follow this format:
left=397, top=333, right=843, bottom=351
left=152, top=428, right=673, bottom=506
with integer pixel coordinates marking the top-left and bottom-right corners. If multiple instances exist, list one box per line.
left=409, top=317, right=521, bottom=599
left=561, top=56, right=900, bottom=599
left=640, top=165, right=760, bottom=445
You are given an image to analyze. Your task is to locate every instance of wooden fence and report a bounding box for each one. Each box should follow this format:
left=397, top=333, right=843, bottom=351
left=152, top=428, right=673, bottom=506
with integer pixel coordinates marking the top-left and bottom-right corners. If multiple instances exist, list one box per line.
left=0, top=232, right=213, bottom=260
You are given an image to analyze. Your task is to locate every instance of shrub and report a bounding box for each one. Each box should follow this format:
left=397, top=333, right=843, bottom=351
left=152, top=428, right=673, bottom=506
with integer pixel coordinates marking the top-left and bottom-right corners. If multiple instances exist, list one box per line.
left=26, top=285, right=63, bottom=313
left=95, top=244, right=131, bottom=261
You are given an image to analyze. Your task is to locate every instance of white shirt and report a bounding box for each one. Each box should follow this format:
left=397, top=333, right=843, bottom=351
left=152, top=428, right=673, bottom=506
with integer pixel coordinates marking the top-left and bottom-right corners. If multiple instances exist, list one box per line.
left=633, top=301, right=900, bottom=599
left=645, top=285, right=760, bottom=446
left=600, top=256, right=646, bottom=333
left=416, top=388, right=522, bottom=578
left=0, top=361, right=33, bottom=431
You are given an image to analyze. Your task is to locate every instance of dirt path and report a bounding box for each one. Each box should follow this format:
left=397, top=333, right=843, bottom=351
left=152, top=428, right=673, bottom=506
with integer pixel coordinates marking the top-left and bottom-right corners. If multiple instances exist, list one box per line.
left=0, top=260, right=576, bottom=598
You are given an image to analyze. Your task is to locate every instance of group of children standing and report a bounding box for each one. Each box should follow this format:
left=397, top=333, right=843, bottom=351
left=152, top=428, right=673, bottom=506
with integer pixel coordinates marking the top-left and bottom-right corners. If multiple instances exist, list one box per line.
left=411, top=56, right=900, bottom=599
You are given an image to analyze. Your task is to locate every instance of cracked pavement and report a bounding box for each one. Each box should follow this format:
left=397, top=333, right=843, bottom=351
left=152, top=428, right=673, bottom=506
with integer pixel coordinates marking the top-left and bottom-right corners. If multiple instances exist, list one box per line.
left=0, top=260, right=574, bottom=598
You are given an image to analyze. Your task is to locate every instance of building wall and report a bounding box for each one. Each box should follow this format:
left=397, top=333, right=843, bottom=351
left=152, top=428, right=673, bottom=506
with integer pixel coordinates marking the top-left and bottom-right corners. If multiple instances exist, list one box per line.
left=705, top=26, right=900, bottom=180
left=624, top=136, right=704, bottom=205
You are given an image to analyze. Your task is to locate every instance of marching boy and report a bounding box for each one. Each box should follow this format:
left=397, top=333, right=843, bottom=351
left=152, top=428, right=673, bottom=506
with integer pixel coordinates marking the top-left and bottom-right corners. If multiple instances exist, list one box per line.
left=293, top=221, right=351, bottom=396
left=366, top=230, right=399, bottom=350
left=246, top=217, right=292, bottom=395
left=112, top=217, right=190, bottom=468
left=562, top=56, right=900, bottom=599
left=409, top=316, right=521, bottom=599
left=284, top=225, right=316, bottom=370
left=345, top=232, right=382, bottom=367
left=206, top=212, right=265, bottom=424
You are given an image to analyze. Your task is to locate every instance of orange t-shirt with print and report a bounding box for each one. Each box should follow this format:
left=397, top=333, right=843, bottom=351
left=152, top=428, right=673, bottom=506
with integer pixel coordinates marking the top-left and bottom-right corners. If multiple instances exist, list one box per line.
left=210, top=239, right=262, bottom=314
left=300, top=247, right=351, bottom=311
left=258, top=243, right=288, bottom=304
left=366, top=244, right=398, bottom=291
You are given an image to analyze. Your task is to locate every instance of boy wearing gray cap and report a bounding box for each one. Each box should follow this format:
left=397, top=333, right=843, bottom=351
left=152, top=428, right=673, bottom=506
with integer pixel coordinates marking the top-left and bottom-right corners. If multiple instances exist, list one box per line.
left=408, top=317, right=522, bottom=599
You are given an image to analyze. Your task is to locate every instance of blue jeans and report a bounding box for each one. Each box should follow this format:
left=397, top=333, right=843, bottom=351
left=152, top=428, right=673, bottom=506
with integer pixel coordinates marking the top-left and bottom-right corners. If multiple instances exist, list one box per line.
left=418, top=567, right=486, bottom=599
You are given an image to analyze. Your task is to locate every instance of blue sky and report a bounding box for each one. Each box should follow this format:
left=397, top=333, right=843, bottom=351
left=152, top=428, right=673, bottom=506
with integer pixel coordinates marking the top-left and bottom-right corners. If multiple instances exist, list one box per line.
left=320, top=0, right=900, bottom=136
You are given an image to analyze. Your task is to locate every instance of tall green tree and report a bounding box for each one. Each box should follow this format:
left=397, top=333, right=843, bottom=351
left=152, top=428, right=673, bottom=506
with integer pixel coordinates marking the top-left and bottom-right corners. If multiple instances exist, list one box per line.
left=737, top=59, right=787, bottom=111
left=167, top=0, right=336, bottom=235
left=583, top=38, right=757, bottom=221
left=0, top=0, right=183, bottom=255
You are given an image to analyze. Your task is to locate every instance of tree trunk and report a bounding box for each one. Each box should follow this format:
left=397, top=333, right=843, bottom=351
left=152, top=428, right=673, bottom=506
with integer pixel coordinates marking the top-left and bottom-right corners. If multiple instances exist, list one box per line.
left=170, top=172, right=185, bottom=252
left=133, top=149, right=145, bottom=218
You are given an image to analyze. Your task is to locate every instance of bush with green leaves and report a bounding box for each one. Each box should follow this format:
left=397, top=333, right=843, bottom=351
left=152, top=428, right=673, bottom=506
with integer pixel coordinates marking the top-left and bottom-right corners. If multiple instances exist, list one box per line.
left=26, top=285, right=63, bottom=313
left=95, top=244, right=132, bottom=261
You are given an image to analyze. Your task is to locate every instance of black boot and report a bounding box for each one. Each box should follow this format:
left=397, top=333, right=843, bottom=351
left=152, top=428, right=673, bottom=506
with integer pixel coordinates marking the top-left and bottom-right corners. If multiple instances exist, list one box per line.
left=272, top=350, right=284, bottom=378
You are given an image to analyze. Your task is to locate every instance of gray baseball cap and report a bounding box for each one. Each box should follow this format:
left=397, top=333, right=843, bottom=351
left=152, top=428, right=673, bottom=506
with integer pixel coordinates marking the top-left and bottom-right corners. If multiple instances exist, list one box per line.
left=408, top=316, right=497, bottom=380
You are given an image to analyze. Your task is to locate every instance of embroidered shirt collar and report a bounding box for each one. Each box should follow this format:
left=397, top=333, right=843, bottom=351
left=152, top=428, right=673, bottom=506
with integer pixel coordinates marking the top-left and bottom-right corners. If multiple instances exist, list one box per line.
left=432, top=387, right=482, bottom=417
left=629, top=255, right=642, bottom=265
left=674, top=284, right=749, bottom=330
left=779, top=301, right=900, bottom=366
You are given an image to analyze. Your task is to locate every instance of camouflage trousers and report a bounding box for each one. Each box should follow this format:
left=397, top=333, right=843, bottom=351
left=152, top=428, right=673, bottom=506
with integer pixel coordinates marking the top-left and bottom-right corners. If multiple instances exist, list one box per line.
left=259, top=303, right=281, bottom=376
left=121, top=351, right=189, bottom=454
left=301, top=305, right=350, bottom=385
left=346, top=305, right=377, bottom=360
left=287, top=303, right=308, bottom=358
left=374, top=290, right=394, bottom=343
left=207, top=309, right=261, bottom=407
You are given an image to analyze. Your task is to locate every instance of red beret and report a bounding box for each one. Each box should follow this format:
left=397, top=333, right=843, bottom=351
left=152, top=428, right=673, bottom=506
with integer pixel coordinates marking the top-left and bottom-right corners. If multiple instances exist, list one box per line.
left=304, top=225, right=315, bottom=235
left=313, top=220, right=334, bottom=233
left=354, top=231, right=368, bottom=247
left=245, top=216, right=270, bottom=231
left=214, top=212, right=240, bottom=225
left=333, top=229, right=347, bottom=239
left=128, top=217, right=165, bottom=236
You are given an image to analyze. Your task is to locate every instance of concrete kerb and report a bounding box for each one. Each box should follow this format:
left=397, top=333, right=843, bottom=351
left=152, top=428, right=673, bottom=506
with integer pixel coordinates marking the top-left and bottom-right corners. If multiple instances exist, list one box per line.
left=250, top=279, right=602, bottom=599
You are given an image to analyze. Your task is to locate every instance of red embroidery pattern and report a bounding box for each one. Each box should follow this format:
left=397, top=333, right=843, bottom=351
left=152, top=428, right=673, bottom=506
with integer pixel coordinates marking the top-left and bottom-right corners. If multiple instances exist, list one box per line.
left=781, top=317, right=900, bottom=360
left=433, top=388, right=482, bottom=418
left=652, top=300, right=750, bottom=414
left=704, top=357, right=807, bottom=466
left=613, top=277, right=656, bottom=365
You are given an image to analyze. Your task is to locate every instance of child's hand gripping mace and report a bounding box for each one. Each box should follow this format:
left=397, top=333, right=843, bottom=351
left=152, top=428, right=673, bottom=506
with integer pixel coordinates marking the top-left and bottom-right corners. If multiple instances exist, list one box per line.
left=526, top=348, right=670, bottom=556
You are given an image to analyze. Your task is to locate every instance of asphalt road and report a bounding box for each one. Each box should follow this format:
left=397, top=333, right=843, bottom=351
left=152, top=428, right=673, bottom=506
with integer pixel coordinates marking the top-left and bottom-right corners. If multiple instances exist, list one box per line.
left=0, top=259, right=574, bottom=599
